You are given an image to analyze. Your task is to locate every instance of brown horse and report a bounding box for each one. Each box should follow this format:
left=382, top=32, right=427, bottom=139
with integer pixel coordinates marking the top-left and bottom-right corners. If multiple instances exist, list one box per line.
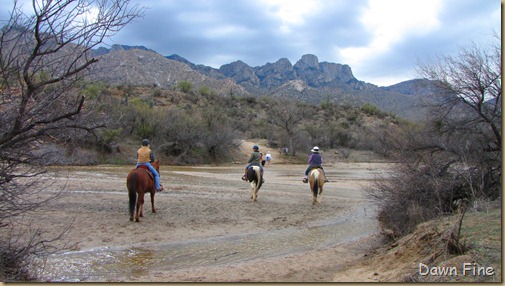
left=247, top=165, right=263, bottom=202
left=126, top=160, right=160, bottom=222
left=308, top=168, right=325, bottom=205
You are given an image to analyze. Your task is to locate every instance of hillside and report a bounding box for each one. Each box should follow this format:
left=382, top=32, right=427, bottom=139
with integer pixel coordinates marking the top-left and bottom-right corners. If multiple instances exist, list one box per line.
left=92, top=45, right=440, bottom=121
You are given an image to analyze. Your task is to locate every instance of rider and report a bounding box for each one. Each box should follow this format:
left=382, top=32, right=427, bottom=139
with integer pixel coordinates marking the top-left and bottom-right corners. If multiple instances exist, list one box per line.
left=303, top=146, right=329, bottom=183
left=136, top=139, right=163, bottom=192
left=242, top=145, right=264, bottom=183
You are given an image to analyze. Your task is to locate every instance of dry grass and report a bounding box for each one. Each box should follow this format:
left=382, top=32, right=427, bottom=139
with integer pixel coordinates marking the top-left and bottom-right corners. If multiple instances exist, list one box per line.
left=333, top=206, right=501, bottom=282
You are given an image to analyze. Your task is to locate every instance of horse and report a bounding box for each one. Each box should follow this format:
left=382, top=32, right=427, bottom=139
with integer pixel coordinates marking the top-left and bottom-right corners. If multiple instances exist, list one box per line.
left=126, top=160, right=160, bottom=222
left=308, top=167, right=325, bottom=205
left=246, top=165, right=263, bottom=202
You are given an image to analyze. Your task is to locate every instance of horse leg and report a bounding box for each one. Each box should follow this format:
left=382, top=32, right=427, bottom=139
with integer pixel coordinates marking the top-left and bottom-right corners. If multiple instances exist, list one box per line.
left=250, top=181, right=258, bottom=202
left=135, top=200, right=141, bottom=222
left=135, top=192, right=145, bottom=222
left=318, top=185, right=324, bottom=204
left=150, top=189, right=156, bottom=213
left=139, top=193, right=145, bottom=217
left=311, top=180, right=318, bottom=206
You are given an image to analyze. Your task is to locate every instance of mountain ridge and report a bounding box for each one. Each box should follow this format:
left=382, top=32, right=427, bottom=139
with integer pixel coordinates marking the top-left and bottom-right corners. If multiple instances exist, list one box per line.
left=92, top=45, right=439, bottom=120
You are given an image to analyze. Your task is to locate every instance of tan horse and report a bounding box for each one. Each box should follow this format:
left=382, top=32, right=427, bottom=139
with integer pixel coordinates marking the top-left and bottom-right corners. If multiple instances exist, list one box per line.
left=247, top=165, right=263, bottom=202
left=126, top=160, right=160, bottom=222
left=308, top=168, right=325, bottom=205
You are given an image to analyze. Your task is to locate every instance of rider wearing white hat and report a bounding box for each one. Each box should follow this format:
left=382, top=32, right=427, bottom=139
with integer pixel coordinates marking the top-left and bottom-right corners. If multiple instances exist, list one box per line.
left=303, top=146, right=328, bottom=183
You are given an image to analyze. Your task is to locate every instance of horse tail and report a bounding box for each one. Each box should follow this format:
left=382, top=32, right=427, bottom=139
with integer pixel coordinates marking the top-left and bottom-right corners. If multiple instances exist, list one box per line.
left=128, top=171, right=137, bottom=217
left=255, top=166, right=262, bottom=190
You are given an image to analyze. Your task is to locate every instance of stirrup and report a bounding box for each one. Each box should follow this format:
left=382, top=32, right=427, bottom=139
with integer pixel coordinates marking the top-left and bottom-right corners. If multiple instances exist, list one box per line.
left=241, top=175, right=247, bottom=181
left=302, top=178, right=308, bottom=183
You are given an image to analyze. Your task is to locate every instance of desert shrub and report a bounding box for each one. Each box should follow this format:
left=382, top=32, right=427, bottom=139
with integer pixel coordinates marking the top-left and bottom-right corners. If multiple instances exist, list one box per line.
left=0, top=242, right=36, bottom=282
left=366, top=158, right=481, bottom=238
left=177, top=80, right=193, bottom=93
left=361, top=103, right=391, bottom=118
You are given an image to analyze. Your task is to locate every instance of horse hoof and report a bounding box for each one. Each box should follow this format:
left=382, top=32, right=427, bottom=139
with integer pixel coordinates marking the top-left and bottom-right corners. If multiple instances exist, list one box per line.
left=135, top=218, right=140, bottom=222
left=129, top=217, right=133, bottom=221
left=152, top=210, right=156, bottom=213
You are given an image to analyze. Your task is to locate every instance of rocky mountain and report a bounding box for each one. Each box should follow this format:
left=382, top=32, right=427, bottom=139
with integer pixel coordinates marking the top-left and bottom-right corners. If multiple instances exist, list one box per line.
left=90, top=45, right=247, bottom=96
left=93, top=45, right=441, bottom=120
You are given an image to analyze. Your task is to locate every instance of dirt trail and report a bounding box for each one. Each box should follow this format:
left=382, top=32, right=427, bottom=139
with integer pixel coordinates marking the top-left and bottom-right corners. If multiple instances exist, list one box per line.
left=17, top=161, right=390, bottom=282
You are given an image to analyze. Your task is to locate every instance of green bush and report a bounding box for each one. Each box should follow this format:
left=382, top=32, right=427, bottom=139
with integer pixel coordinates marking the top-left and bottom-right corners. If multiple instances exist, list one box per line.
left=177, top=81, right=193, bottom=93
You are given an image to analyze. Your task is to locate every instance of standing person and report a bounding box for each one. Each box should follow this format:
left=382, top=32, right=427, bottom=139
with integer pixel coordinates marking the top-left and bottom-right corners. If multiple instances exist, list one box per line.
left=136, top=139, right=163, bottom=192
left=303, top=146, right=328, bottom=183
left=260, top=152, right=266, bottom=167
left=242, top=145, right=264, bottom=183
left=265, top=151, right=272, bottom=165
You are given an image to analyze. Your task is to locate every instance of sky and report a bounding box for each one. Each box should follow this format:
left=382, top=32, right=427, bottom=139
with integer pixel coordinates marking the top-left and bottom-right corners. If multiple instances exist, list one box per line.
left=1, top=0, right=501, bottom=86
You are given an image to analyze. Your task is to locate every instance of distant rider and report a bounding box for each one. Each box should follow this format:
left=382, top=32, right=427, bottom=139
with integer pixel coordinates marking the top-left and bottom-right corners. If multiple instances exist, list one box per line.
left=303, top=146, right=328, bottom=183
left=242, top=145, right=265, bottom=183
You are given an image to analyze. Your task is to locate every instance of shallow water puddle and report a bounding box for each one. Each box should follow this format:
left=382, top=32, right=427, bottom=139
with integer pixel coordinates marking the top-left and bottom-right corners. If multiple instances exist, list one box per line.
left=41, top=206, right=378, bottom=282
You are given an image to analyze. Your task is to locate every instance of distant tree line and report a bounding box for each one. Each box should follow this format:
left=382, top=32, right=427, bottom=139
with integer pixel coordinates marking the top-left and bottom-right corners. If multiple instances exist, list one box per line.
left=77, top=81, right=405, bottom=165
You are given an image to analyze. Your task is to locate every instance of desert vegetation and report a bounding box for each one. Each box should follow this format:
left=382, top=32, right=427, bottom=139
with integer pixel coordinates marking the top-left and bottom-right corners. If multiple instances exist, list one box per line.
left=0, top=0, right=500, bottom=281
left=366, top=36, right=501, bottom=246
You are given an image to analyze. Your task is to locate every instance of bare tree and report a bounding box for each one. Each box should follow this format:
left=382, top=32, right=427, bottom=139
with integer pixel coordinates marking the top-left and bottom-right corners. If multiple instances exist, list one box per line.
left=268, top=98, right=307, bottom=156
left=368, top=35, right=501, bottom=240
left=417, top=37, right=501, bottom=153
left=0, top=0, right=144, bottom=281
left=416, top=35, right=501, bottom=197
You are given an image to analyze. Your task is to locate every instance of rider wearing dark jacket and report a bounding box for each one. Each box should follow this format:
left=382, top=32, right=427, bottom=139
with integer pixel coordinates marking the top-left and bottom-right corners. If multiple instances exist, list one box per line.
left=303, top=146, right=328, bottom=183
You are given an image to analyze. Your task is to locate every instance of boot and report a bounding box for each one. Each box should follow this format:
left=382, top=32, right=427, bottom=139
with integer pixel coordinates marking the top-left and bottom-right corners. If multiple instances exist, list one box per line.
left=302, top=177, right=308, bottom=183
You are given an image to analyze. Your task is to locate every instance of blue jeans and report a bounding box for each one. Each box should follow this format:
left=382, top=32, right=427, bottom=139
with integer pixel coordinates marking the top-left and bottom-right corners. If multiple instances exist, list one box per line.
left=136, top=162, right=161, bottom=190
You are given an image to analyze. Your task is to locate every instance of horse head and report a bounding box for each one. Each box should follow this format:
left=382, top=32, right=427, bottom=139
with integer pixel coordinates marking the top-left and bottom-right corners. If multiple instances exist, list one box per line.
left=152, top=159, right=160, bottom=172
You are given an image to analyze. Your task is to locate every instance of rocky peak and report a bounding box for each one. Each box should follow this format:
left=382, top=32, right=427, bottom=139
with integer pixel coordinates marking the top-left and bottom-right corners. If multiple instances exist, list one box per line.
left=219, top=60, right=259, bottom=87
left=255, top=58, right=296, bottom=89
left=294, top=54, right=320, bottom=71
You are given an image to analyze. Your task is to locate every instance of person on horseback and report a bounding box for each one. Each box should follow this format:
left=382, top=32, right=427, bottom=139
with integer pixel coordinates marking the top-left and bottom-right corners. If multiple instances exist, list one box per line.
left=242, top=145, right=265, bottom=183
left=303, top=146, right=329, bottom=183
left=136, top=139, right=163, bottom=192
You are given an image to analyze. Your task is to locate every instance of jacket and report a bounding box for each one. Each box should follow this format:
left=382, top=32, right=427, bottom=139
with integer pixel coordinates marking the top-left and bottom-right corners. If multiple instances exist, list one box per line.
left=137, top=146, right=154, bottom=163
left=247, top=151, right=261, bottom=165
left=308, top=153, right=323, bottom=167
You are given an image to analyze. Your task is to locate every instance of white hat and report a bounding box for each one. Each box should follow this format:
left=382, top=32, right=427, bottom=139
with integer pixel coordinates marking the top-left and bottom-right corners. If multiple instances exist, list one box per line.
left=311, top=146, right=320, bottom=152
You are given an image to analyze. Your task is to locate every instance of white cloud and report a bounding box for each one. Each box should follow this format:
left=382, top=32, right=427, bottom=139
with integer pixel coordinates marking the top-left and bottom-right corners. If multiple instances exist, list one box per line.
left=260, top=0, right=322, bottom=33
left=339, top=0, right=442, bottom=70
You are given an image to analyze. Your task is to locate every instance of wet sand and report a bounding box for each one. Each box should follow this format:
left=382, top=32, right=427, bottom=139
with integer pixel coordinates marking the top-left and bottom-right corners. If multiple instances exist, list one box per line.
left=17, top=162, right=390, bottom=282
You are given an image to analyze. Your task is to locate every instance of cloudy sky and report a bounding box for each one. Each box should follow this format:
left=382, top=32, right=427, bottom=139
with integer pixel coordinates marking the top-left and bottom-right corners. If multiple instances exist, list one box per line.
left=2, top=0, right=501, bottom=86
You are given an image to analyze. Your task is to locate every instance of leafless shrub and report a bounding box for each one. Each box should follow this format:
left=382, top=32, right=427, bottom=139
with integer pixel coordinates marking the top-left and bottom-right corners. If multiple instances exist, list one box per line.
left=368, top=34, right=501, bottom=239
left=0, top=0, right=144, bottom=280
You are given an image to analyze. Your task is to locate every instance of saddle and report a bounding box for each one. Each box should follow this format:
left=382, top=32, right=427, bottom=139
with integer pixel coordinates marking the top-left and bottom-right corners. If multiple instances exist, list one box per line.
left=136, top=165, right=154, bottom=180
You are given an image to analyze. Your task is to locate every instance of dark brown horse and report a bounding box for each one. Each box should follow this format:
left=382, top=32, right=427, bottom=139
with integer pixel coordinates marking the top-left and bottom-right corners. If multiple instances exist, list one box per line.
left=127, top=160, right=160, bottom=222
left=308, top=168, right=325, bottom=206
